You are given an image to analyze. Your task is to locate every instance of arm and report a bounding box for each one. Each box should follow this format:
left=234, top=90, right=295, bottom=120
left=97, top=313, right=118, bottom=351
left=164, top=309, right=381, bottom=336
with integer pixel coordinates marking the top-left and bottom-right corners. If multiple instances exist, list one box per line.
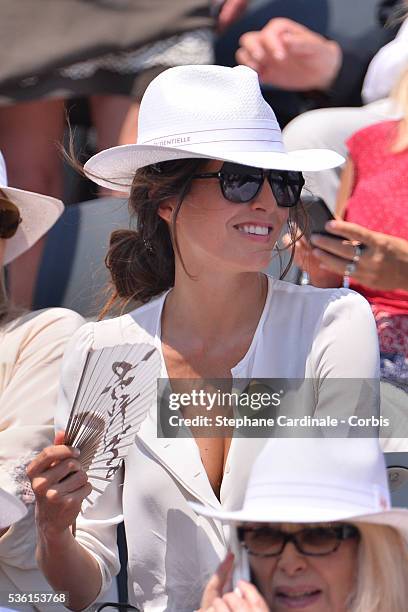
left=29, top=440, right=124, bottom=611
left=304, top=150, right=408, bottom=291
left=236, top=5, right=400, bottom=106
left=323, top=0, right=402, bottom=106
left=28, top=433, right=101, bottom=611
left=38, top=531, right=101, bottom=611
left=288, top=163, right=353, bottom=287
left=290, top=157, right=354, bottom=287
left=29, top=323, right=123, bottom=610
left=236, top=19, right=342, bottom=92
left=311, top=221, right=408, bottom=291
left=311, top=291, right=380, bottom=430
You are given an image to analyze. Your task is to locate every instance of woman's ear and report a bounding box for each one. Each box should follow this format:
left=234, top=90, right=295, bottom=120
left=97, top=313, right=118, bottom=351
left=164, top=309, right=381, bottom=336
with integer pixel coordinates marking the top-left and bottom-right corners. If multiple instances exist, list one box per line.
left=157, top=200, right=175, bottom=224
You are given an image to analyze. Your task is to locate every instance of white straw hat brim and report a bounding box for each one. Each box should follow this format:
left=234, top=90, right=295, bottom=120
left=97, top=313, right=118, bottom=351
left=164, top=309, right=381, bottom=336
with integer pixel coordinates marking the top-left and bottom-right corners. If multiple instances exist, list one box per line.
left=1, top=185, right=64, bottom=265
left=0, top=488, right=27, bottom=529
left=84, top=143, right=345, bottom=194
left=190, top=502, right=408, bottom=540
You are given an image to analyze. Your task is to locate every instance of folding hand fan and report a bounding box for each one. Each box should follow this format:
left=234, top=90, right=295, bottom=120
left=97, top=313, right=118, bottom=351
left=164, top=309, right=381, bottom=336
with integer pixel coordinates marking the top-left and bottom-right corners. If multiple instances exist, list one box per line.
left=63, top=343, right=161, bottom=506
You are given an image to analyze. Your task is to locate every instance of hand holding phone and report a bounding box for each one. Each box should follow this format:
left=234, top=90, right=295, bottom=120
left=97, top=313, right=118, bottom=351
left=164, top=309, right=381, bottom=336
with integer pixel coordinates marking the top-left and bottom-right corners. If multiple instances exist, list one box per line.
left=301, top=195, right=344, bottom=242
left=285, top=196, right=346, bottom=287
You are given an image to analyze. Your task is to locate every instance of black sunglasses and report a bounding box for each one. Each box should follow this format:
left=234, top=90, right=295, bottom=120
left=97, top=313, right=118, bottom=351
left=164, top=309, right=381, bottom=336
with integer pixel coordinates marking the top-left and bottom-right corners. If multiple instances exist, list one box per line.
left=237, top=523, right=359, bottom=558
left=0, top=196, right=22, bottom=239
left=193, top=162, right=304, bottom=207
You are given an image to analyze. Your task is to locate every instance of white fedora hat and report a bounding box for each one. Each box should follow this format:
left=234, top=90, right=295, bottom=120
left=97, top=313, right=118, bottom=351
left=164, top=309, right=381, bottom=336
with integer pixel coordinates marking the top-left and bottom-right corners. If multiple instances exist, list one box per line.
left=84, top=65, right=345, bottom=193
left=0, top=488, right=27, bottom=529
left=0, top=152, right=64, bottom=265
left=191, top=438, right=408, bottom=540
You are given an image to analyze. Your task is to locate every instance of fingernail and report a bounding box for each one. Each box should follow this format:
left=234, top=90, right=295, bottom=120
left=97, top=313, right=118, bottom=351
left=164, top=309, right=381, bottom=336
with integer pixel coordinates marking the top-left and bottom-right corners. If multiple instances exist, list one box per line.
left=326, top=221, right=336, bottom=228
left=73, top=448, right=80, bottom=457
left=234, top=587, right=243, bottom=598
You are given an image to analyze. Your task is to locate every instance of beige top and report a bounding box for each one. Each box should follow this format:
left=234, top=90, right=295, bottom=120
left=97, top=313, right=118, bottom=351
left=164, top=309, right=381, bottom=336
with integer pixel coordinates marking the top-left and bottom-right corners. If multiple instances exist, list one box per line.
left=0, top=308, right=84, bottom=611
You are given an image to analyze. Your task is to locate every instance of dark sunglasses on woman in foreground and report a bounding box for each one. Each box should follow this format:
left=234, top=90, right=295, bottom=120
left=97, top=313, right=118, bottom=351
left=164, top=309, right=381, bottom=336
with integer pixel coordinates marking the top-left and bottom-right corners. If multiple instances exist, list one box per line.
left=237, top=523, right=360, bottom=557
left=0, top=196, right=22, bottom=239
left=193, top=162, right=305, bottom=207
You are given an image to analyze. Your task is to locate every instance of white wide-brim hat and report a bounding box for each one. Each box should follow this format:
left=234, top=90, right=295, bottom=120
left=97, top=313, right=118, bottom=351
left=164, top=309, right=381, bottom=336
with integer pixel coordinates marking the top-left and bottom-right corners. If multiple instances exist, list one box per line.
left=191, top=438, right=408, bottom=541
left=0, top=152, right=64, bottom=265
left=84, top=65, right=345, bottom=193
left=0, top=488, right=27, bottom=529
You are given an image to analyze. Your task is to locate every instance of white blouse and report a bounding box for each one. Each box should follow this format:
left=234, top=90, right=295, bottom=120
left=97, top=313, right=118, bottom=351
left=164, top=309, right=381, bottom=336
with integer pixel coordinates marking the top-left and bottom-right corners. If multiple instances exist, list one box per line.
left=55, top=277, right=379, bottom=611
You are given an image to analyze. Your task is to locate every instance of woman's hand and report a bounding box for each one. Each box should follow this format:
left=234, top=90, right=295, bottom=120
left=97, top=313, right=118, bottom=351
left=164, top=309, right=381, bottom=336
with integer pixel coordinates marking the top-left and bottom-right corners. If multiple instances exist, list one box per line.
left=283, top=233, right=342, bottom=288
left=198, top=553, right=269, bottom=611
left=27, top=432, right=102, bottom=611
left=236, top=18, right=341, bottom=91
left=26, top=431, right=92, bottom=537
left=311, top=220, right=408, bottom=291
left=208, top=582, right=270, bottom=611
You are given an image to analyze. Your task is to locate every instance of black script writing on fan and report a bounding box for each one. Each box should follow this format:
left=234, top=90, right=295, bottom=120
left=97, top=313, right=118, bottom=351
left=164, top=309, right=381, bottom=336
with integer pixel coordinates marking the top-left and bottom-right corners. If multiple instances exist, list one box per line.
left=64, top=343, right=161, bottom=498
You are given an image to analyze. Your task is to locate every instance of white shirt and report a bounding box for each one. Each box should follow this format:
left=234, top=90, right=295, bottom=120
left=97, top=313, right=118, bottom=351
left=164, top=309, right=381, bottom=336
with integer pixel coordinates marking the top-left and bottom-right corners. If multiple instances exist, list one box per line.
left=362, top=18, right=408, bottom=104
left=56, top=277, right=379, bottom=611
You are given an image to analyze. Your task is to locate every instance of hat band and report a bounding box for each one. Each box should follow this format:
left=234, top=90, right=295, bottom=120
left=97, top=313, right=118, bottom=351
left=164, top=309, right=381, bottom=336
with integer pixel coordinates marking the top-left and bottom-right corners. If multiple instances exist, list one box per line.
left=139, top=120, right=285, bottom=153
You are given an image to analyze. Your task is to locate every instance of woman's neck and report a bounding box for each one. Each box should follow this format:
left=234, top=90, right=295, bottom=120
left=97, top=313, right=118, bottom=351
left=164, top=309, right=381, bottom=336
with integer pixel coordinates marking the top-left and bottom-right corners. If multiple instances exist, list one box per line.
left=162, top=270, right=268, bottom=347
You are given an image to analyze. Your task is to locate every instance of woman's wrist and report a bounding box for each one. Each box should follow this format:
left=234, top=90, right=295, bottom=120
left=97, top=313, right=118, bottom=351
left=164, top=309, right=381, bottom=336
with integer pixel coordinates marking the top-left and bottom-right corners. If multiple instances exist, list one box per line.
left=38, top=525, right=73, bottom=551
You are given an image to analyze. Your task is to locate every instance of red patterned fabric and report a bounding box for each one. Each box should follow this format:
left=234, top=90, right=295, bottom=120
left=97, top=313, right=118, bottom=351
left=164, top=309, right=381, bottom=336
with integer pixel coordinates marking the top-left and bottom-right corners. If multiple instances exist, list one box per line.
left=372, top=306, right=408, bottom=357
left=345, top=120, right=408, bottom=355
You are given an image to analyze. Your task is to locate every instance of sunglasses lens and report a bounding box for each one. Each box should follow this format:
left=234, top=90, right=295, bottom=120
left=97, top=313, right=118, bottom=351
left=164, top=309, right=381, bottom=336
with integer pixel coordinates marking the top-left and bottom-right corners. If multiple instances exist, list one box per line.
left=240, top=527, right=284, bottom=556
left=268, top=170, right=304, bottom=207
left=0, top=198, right=21, bottom=239
left=220, top=163, right=263, bottom=203
left=298, top=528, right=340, bottom=554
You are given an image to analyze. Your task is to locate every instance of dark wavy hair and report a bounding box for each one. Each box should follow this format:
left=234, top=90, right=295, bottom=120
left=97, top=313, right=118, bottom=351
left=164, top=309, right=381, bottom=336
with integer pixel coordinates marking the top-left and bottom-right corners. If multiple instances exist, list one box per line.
left=100, top=159, right=307, bottom=317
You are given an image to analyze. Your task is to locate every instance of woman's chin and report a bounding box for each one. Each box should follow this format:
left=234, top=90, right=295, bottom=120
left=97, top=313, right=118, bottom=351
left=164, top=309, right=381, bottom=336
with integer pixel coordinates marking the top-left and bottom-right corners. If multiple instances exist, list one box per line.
left=228, top=250, right=274, bottom=273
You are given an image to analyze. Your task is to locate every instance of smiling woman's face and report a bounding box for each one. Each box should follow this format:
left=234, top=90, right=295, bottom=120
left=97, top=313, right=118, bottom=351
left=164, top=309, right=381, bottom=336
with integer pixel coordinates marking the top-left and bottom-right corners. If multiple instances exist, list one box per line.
left=159, top=160, right=289, bottom=275
left=245, top=523, right=359, bottom=612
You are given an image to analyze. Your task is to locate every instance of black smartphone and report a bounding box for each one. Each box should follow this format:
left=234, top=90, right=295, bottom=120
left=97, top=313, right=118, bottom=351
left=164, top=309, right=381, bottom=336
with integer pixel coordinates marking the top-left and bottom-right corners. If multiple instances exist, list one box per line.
left=301, top=195, right=343, bottom=242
